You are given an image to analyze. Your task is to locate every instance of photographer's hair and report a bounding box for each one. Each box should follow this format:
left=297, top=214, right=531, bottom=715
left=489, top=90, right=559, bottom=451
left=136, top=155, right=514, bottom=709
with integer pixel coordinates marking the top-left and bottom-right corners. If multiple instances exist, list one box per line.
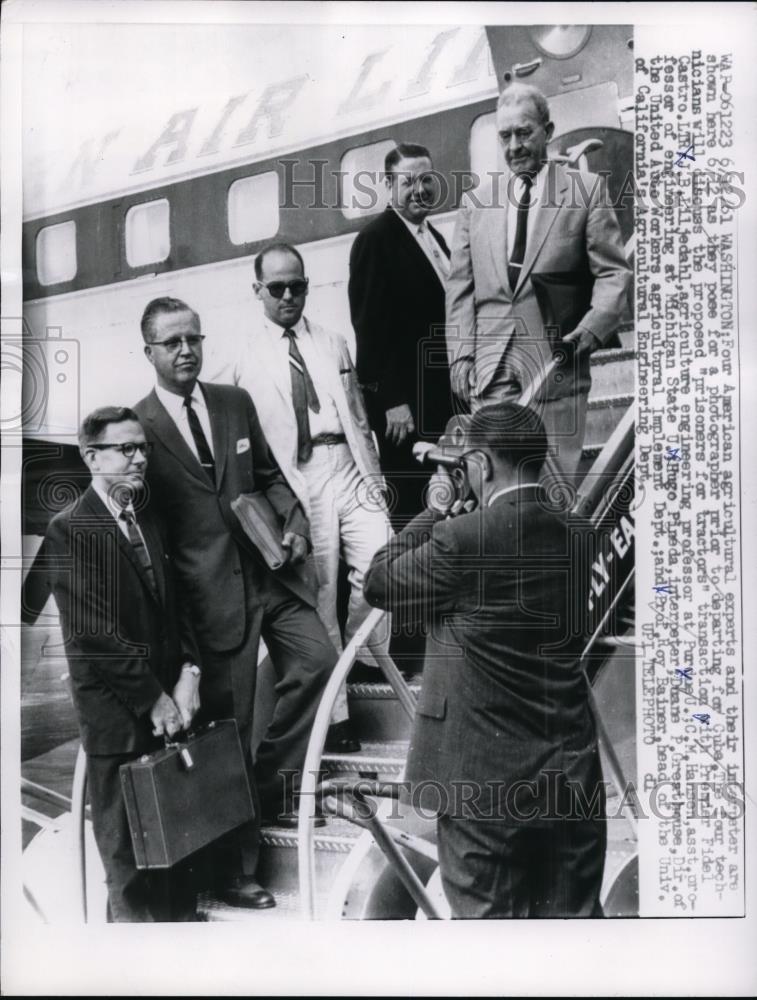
left=496, top=82, right=551, bottom=126
left=254, top=242, right=305, bottom=281
left=79, top=406, right=142, bottom=451
left=384, top=143, right=432, bottom=176
left=140, top=297, right=200, bottom=343
left=467, top=402, right=549, bottom=477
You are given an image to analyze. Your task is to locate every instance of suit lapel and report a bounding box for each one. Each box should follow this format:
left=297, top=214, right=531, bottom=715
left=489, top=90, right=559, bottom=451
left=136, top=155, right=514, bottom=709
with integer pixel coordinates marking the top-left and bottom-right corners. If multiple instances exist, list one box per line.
left=427, top=221, right=450, bottom=259
left=199, top=382, right=228, bottom=489
left=515, top=161, right=567, bottom=296
left=488, top=175, right=511, bottom=299
left=80, top=487, right=161, bottom=607
left=386, top=208, right=445, bottom=290
left=141, top=388, right=215, bottom=491
left=138, top=510, right=167, bottom=607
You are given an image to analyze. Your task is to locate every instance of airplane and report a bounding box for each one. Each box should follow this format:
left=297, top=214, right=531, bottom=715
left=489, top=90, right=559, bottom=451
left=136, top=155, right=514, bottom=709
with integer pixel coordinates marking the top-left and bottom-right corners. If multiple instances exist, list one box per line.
left=16, top=20, right=637, bottom=922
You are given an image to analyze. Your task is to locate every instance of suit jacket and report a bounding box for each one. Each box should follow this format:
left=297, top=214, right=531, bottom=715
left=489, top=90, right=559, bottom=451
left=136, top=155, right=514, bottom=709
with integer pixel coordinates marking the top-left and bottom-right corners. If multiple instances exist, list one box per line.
left=349, top=207, right=453, bottom=441
left=214, top=316, right=385, bottom=519
left=44, top=486, right=189, bottom=755
left=446, top=161, right=631, bottom=401
left=134, top=382, right=314, bottom=654
left=364, top=489, right=601, bottom=823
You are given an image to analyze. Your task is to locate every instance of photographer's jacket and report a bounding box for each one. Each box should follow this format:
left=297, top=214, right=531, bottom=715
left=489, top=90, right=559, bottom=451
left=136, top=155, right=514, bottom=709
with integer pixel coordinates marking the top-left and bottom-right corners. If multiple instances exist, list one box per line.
left=364, top=485, right=601, bottom=822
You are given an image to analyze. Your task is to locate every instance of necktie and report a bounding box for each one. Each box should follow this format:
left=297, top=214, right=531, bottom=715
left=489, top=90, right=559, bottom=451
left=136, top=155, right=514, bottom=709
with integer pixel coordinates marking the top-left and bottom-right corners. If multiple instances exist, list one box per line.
left=508, top=174, right=533, bottom=292
left=119, top=509, right=159, bottom=600
left=283, top=328, right=321, bottom=464
left=418, top=222, right=450, bottom=279
left=183, top=395, right=216, bottom=485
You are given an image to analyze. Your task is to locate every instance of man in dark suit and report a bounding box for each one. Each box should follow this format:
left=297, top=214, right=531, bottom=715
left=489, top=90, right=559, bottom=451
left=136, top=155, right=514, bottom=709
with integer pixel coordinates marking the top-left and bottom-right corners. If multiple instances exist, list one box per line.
left=364, top=402, right=606, bottom=918
left=134, top=297, right=335, bottom=910
left=349, top=142, right=454, bottom=526
left=44, top=406, right=199, bottom=921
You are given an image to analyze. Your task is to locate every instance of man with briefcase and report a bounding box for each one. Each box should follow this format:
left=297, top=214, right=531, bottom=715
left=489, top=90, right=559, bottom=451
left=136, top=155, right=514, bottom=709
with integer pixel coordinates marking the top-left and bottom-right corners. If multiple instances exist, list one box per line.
left=44, top=406, right=201, bottom=921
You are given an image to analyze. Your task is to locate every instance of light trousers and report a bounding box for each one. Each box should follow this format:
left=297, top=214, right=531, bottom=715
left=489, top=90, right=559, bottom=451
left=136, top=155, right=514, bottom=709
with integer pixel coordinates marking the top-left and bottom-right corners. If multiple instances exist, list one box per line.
left=300, top=443, right=393, bottom=722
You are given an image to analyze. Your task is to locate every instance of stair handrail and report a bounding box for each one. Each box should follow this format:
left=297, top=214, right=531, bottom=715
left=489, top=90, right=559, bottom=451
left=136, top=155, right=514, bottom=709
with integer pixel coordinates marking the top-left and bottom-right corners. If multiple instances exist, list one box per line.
left=71, top=743, right=88, bottom=922
left=299, top=605, right=416, bottom=918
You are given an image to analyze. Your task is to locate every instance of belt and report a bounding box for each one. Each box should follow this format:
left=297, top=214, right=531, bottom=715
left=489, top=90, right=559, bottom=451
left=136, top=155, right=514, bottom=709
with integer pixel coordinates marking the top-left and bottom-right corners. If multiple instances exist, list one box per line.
left=311, top=433, right=347, bottom=447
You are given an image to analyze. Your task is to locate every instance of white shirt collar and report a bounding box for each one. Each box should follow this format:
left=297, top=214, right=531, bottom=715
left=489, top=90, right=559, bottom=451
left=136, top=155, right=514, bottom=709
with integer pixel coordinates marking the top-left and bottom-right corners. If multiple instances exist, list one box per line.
left=92, top=481, right=134, bottom=522
left=487, top=483, right=540, bottom=508
left=155, top=381, right=207, bottom=417
left=389, top=203, right=429, bottom=236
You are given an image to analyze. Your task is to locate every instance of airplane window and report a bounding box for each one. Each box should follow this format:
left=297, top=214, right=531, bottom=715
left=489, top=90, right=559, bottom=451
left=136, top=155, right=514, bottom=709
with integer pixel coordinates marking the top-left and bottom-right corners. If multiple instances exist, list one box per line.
left=36, top=221, right=77, bottom=286
left=125, top=199, right=170, bottom=267
left=470, top=112, right=506, bottom=187
left=228, top=172, right=279, bottom=245
left=340, top=140, right=396, bottom=221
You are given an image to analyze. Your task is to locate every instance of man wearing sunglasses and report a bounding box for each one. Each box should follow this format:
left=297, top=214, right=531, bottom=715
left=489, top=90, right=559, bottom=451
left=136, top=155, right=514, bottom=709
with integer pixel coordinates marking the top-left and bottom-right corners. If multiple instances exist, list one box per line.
left=364, top=402, right=605, bottom=918
left=211, top=243, right=392, bottom=752
left=134, top=296, right=336, bottom=911
left=43, top=406, right=200, bottom=920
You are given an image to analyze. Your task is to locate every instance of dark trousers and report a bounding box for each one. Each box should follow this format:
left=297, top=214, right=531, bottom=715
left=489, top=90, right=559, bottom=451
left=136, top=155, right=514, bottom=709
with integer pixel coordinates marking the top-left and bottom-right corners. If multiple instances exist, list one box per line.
left=87, top=754, right=196, bottom=922
left=196, top=569, right=335, bottom=883
left=436, top=815, right=606, bottom=918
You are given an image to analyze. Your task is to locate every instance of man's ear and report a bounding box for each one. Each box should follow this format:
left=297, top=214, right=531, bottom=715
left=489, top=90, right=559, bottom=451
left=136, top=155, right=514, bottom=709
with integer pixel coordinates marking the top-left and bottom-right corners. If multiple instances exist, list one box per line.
left=143, top=343, right=154, bottom=365
left=252, top=282, right=263, bottom=303
left=545, top=120, right=555, bottom=143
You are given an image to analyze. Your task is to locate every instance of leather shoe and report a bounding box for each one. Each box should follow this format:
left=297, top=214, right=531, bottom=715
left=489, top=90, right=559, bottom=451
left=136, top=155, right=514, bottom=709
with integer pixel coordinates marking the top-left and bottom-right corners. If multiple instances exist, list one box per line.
left=217, top=876, right=276, bottom=910
left=325, top=719, right=362, bottom=753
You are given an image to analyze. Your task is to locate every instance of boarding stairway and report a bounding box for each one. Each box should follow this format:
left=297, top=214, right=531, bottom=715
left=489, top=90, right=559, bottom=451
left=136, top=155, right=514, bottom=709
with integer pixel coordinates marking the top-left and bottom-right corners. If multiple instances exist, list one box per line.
left=20, top=319, right=636, bottom=922
left=201, top=321, right=638, bottom=921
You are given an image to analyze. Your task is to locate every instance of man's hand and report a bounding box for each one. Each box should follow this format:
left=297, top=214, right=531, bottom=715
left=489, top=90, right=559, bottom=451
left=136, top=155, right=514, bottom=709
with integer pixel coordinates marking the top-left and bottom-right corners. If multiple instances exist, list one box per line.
left=282, top=531, right=308, bottom=565
left=150, top=691, right=183, bottom=739
left=564, top=328, right=601, bottom=355
left=450, top=358, right=474, bottom=404
left=172, top=664, right=201, bottom=730
left=384, top=404, right=415, bottom=446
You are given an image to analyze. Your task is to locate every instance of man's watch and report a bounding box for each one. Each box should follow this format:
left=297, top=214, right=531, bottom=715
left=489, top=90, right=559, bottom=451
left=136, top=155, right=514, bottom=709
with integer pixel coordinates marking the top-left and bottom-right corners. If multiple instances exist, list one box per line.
left=181, top=663, right=201, bottom=678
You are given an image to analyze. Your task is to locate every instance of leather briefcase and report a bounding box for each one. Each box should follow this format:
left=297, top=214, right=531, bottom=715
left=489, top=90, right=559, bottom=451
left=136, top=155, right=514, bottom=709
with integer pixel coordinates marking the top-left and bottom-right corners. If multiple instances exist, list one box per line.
left=120, top=720, right=254, bottom=870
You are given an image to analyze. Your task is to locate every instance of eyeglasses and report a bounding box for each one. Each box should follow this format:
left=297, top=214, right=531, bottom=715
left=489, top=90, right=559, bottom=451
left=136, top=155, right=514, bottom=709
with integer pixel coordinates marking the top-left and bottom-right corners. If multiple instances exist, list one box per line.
left=88, top=442, right=153, bottom=458
left=257, top=279, right=309, bottom=299
left=149, top=334, right=205, bottom=352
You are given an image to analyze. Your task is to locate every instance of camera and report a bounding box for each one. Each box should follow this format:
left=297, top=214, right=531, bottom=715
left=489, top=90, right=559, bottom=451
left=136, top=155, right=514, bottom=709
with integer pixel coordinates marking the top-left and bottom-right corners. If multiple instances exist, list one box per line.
left=1, top=316, right=80, bottom=440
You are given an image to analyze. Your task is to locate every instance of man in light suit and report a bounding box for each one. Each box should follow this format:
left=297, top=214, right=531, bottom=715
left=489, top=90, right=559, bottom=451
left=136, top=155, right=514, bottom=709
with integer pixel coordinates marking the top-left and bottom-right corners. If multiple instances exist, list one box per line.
left=212, top=243, right=393, bottom=750
left=446, top=83, right=631, bottom=476
left=134, top=297, right=337, bottom=908
left=349, top=142, right=454, bottom=525
left=44, top=406, right=199, bottom=921
left=364, top=402, right=605, bottom=918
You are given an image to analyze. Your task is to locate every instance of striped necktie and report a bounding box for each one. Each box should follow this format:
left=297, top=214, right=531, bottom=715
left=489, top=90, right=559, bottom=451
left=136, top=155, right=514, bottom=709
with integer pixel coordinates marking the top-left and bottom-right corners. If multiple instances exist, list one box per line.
left=119, top=509, right=159, bottom=600
left=283, top=327, right=321, bottom=463
left=183, top=394, right=216, bottom=485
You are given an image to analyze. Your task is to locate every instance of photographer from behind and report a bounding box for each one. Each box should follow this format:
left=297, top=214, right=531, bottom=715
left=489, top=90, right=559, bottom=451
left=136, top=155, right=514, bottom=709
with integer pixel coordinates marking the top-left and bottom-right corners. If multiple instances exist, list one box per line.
left=364, top=401, right=606, bottom=918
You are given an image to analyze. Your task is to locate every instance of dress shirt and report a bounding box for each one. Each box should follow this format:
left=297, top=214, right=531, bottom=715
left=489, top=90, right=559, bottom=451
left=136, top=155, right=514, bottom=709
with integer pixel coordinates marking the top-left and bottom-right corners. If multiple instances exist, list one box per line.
left=390, top=206, right=450, bottom=282
left=506, top=161, right=549, bottom=262
left=487, top=482, right=540, bottom=508
left=92, top=481, right=148, bottom=546
left=154, top=382, right=215, bottom=462
left=261, top=315, right=343, bottom=442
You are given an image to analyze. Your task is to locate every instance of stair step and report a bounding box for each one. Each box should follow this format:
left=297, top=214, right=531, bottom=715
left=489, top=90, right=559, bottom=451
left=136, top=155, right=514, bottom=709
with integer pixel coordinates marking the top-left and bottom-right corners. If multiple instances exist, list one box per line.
left=322, top=740, right=408, bottom=776
left=589, top=351, right=634, bottom=396
left=584, top=394, right=633, bottom=448
left=347, top=682, right=419, bottom=741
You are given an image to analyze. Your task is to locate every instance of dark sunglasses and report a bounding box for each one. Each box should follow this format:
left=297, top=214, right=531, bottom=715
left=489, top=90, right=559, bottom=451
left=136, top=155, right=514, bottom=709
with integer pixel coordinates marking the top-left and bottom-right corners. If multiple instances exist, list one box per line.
left=88, top=442, right=153, bottom=458
left=258, top=278, right=309, bottom=299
